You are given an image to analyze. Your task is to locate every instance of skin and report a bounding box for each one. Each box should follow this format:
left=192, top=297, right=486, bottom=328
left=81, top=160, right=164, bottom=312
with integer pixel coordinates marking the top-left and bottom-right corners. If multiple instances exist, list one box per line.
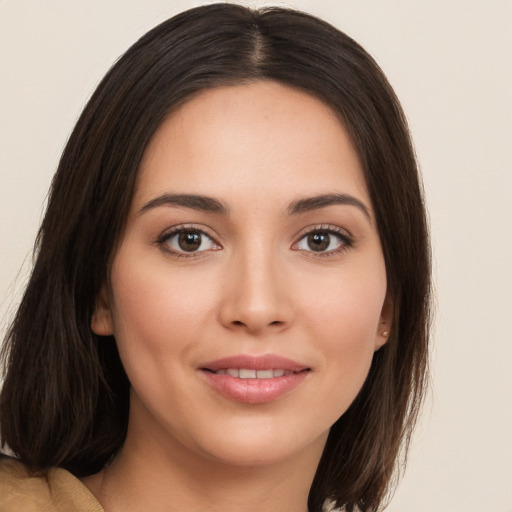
left=85, top=81, right=391, bottom=512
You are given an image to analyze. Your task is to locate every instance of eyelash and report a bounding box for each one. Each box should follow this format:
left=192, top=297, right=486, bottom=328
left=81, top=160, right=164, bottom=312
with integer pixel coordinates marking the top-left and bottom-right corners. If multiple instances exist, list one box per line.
left=157, top=224, right=220, bottom=259
left=156, top=224, right=354, bottom=259
left=293, top=224, right=354, bottom=257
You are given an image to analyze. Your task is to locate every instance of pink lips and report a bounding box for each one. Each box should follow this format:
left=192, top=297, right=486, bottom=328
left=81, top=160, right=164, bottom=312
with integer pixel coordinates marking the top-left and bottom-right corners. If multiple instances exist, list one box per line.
left=199, top=354, right=310, bottom=404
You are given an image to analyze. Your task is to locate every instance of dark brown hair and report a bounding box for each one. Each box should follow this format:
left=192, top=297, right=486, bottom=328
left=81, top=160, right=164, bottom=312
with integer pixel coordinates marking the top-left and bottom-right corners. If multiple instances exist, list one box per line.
left=0, top=4, right=430, bottom=511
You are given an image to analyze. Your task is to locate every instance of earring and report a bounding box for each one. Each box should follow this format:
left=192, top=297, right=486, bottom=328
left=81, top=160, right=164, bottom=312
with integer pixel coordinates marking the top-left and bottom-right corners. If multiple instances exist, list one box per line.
left=380, top=331, right=389, bottom=337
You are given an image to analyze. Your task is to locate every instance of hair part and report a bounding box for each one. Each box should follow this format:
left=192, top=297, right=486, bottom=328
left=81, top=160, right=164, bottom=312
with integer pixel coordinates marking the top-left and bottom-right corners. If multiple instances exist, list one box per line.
left=1, top=4, right=431, bottom=511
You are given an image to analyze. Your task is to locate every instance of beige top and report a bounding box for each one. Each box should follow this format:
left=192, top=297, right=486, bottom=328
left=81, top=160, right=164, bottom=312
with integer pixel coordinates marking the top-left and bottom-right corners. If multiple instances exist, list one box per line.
left=0, top=455, right=347, bottom=512
left=0, top=456, right=104, bottom=512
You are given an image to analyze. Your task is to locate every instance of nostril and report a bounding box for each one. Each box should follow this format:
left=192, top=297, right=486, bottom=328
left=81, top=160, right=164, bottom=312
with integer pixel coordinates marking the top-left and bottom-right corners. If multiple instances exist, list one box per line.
left=230, top=319, right=282, bottom=328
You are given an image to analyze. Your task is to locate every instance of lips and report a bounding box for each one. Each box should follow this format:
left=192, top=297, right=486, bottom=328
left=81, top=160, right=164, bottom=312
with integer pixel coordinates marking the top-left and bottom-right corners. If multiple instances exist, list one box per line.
left=201, top=354, right=308, bottom=373
left=199, top=354, right=311, bottom=404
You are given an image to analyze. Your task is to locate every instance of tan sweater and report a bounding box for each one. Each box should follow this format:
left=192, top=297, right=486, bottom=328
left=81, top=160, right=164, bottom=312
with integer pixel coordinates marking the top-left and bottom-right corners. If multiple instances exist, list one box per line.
left=0, top=456, right=347, bottom=512
left=0, top=456, right=104, bottom=512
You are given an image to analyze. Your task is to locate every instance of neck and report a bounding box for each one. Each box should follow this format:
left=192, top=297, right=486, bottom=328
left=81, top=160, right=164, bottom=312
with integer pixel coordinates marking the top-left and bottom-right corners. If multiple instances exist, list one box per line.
left=82, top=410, right=326, bottom=512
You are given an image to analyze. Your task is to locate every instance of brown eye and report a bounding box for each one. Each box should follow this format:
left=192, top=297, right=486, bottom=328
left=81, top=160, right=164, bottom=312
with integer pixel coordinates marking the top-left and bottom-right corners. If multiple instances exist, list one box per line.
left=294, top=228, right=351, bottom=254
left=162, top=228, right=218, bottom=254
left=307, top=232, right=330, bottom=252
left=178, top=231, right=202, bottom=252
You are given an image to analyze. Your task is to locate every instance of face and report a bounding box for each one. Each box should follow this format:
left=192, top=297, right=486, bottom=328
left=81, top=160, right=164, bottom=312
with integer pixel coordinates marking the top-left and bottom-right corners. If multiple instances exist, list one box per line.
left=93, top=82, right=390, bottom=469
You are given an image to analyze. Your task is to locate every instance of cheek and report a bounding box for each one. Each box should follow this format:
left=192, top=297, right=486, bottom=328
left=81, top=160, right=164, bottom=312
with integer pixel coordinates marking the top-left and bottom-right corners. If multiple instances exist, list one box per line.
left=108, top=255, right=218, bottom=362
left=301, top=262, right=386, bottom=344
left=299, top=265, right=386, bottom=409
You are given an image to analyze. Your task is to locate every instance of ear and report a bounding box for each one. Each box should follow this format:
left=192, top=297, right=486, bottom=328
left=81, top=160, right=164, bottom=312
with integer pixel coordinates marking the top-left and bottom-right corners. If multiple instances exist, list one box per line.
left=375, top=292, right=393, bottom=351
left=91, top=286, right=114, bottom=336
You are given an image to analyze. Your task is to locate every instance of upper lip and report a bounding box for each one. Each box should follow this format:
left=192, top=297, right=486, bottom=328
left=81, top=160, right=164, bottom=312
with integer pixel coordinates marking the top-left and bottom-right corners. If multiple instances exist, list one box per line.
left=200, top=354, right=310, bottom=372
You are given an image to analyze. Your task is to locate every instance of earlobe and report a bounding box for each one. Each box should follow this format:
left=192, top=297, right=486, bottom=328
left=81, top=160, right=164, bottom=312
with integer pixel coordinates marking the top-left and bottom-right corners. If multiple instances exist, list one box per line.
left=375, top=326, right=389, bottom=350
left=91, top=287, right=114, bottom=336
left=375, top=292, right=393, bottom=350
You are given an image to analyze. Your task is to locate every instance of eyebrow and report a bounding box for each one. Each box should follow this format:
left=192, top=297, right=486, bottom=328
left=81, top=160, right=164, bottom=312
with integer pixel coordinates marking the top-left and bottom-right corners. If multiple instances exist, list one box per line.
left=138, top=192, right=371, bottom=221
left=138, top=193, right=230, bottom=216
left=288, top=193, right=371, bottom=221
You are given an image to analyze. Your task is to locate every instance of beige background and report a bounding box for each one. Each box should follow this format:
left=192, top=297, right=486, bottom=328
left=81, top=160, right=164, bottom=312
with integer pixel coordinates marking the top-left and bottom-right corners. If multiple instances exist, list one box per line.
left=1, top=1, right=511, bottom=510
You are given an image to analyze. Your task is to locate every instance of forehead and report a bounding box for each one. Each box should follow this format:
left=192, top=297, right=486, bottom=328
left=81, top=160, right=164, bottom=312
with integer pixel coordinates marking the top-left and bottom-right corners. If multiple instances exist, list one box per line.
left=134, top=81, right=370, bottom=211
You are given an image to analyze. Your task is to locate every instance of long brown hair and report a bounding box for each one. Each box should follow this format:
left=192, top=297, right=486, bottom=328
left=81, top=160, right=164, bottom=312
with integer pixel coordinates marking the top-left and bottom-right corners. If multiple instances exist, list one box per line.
left=0, top=4, right=430, bottom=511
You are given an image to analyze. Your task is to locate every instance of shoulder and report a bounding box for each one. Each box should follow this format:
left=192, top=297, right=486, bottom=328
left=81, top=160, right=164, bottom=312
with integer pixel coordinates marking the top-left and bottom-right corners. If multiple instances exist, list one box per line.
left=0, top=455, right=104, bottom=512
left=0, top=456, right=53, bottom=511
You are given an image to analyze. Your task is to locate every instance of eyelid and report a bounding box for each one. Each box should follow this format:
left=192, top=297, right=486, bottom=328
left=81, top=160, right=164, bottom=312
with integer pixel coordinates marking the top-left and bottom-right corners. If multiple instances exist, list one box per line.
left=291, top=224, right=354, bottom=255
left=156, top=223, right=222, bottom=257
left=294, top=223, right=352, bottom=240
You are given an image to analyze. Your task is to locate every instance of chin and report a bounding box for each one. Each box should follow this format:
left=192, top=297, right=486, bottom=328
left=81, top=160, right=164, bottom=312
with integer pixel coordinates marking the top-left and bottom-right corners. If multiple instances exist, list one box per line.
left=185, top=420, right=329, bottom=469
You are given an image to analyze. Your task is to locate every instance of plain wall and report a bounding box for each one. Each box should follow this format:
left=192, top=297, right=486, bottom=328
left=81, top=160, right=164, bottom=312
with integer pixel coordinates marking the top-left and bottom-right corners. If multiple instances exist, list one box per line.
left=1, top=1, right=511, bottom=510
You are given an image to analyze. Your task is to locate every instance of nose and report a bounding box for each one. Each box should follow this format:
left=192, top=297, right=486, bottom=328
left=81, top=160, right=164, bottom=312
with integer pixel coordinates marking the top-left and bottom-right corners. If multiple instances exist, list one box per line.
left=218, top=245, right=294, bottom=335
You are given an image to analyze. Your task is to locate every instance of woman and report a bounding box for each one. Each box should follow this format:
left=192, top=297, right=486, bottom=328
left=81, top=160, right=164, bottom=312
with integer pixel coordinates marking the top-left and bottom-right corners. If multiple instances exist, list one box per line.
left=0, top=4, right=430, bottom=512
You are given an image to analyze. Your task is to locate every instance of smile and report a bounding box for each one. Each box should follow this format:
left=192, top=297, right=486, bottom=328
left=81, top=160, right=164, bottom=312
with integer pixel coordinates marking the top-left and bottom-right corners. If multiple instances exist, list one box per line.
left=199, top=354, right=311, bottom=404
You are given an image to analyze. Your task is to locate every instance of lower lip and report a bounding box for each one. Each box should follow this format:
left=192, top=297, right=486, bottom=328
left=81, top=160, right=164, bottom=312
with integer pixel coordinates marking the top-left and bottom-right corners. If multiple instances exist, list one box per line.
left=200, top=370, right=309, bottom=404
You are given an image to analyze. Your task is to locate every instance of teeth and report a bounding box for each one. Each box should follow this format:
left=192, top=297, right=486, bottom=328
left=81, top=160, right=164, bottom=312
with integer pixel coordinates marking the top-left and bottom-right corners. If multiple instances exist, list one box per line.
left=215, top=368, right=294, bottom=379
left=256, top=369, right=273, bottom=379
left=239, top=369, right=256, bottom=378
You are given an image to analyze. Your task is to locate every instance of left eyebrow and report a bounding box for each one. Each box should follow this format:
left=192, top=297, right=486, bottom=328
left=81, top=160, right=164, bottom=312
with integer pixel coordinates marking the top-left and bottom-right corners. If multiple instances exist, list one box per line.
left=288, top=193, right=371, bottom=221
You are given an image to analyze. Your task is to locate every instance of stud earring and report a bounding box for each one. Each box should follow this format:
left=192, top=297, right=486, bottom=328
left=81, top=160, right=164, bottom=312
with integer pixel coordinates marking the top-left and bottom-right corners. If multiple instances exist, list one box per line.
left=381, top=331, right=389, bottom=337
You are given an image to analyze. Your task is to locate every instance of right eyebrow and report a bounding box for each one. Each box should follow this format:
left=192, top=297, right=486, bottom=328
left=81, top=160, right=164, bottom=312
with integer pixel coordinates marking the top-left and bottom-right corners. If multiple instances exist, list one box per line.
left=137, top=193, right=230, bottom=216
